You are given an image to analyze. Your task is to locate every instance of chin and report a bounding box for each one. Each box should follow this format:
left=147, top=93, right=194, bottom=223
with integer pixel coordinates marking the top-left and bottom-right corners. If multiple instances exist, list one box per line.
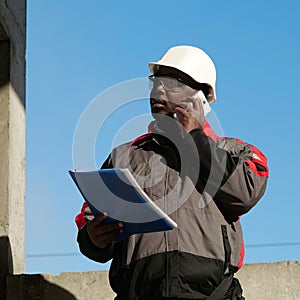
left=152, top=111, right=174, bottom=120
left=151, top=108, right=166, bottom=114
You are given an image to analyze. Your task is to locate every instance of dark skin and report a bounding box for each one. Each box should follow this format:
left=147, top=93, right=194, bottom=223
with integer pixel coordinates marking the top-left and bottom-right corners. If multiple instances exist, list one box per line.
left=150, top=66, right=205, bottom=134
left=86, top=210, right=123, bottom=248
left=86, top=66, right=206, bottom=248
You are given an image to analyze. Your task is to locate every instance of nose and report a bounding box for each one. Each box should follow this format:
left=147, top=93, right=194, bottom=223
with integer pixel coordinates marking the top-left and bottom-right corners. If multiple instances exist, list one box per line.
left=150, top=80, right=166, bottom=98
left=156, top=81, right=166, bottom=92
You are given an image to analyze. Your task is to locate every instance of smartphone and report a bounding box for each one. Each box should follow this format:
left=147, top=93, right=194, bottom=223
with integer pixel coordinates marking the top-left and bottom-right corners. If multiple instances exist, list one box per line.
left=173, top=90, right=211, bottom=119
left=191, top=90, right=211, bottom=116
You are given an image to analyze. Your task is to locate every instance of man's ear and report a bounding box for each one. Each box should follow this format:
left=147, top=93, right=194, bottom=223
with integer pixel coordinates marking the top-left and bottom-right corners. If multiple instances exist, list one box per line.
left=206, top=88, right=215, bottom=103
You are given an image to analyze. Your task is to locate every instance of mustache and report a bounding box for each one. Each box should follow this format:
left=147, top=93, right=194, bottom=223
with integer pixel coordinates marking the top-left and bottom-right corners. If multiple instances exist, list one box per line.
left=150, top=98, right=168, bottom=105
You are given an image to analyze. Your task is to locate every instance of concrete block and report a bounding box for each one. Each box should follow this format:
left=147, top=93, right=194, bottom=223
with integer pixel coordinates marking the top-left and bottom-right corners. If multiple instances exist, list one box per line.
left=6, top=261, right=300, bottom=300
left=236, top=261, right=300, bottom=300
left=7, top=272, right=116, bottom=300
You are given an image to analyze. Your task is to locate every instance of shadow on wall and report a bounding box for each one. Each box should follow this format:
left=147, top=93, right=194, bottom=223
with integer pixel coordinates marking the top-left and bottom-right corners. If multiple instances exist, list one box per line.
left=0, top=236, right=13, bottom=299
left=6, top=274, right=77, bottom=300
left=0, top=20, right=25, bottom=109
left=0, top=24, right=9, bottom=89
left=0, top=236, right=76, bottom=300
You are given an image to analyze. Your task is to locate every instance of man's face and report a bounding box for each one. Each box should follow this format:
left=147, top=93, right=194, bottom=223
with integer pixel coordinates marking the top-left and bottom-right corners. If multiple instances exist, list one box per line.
left=149, top=66, right=199, bottom=118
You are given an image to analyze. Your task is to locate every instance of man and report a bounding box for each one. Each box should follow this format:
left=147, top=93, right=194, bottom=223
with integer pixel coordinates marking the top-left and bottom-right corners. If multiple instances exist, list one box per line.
left=75, top=45, right=268, bottom=299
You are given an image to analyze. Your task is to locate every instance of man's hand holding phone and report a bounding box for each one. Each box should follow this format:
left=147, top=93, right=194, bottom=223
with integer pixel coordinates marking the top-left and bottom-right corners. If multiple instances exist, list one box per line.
left=173, top=90, right=209, bottom=133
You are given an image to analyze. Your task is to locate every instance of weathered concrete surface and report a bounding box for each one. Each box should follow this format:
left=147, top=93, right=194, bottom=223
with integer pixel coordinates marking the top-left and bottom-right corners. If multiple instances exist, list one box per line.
left=0, top=0, right=26, bottom=102
left=236, top=261, right=300, bottom=300
left=0, top=0, right=26, bottom=281
left=7, top=271, right=115, bottom=300
left=6, top=261, right=300, bottom=300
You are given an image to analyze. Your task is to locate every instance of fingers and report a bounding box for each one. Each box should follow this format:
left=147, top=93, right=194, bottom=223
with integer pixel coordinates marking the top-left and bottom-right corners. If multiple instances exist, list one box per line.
left=174, top=101, right=194, bottom=114
left=176, top=97, right=204, bottom=120
left=173, top=101, right=203, bottom=133
left=84, top=206, right=93, bottom=215
left=88, top=212, right=120, bottom=233
left=88, top=211, right=109, bottom=227
left=84, top=214, right=94, bottom=222
left=181, top=97, right=203, bottom=115
left=182, top=98, right=197, bottom=109
left=173, top=104, right=190, bottom=120
left=87, top=212, right=123, bottom=248
left=84, top=206, right=94, bottom=222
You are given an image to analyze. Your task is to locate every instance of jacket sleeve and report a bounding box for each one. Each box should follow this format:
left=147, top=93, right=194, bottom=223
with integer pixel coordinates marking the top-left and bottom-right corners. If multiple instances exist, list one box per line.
left=75, top=155, right=115, bottom=263
left=187, top=128, right=268, bottom=219
left=77, top=222, right=114, bottom=263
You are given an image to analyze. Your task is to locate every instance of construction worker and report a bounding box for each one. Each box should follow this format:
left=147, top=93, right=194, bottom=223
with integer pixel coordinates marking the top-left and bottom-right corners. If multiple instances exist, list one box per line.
left=75, top=45, right=268, bottom=299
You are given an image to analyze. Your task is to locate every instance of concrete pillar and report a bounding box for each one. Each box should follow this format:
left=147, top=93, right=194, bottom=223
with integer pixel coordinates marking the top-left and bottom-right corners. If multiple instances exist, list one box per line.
left=0, top=1, right=26, bottom=298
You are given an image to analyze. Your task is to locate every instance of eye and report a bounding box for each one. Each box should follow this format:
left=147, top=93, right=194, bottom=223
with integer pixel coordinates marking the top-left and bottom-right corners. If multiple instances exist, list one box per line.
left=176, top=80, right=186, bottom=88
left=148, top=75, right=190, bottom=92
left=163, top=77, right=178, bottom=89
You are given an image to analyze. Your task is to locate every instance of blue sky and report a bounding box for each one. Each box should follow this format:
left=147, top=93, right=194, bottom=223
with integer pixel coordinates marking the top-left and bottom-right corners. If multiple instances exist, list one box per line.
left=25, top=1, right=300, bottom=274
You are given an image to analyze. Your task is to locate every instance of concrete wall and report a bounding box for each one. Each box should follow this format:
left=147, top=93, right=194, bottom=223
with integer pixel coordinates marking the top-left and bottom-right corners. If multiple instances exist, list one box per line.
left=0, top=3, right=26, bottom=300
left=6, top=261, right=300, bottom=300
left=235, top=261, right=300, bottom=299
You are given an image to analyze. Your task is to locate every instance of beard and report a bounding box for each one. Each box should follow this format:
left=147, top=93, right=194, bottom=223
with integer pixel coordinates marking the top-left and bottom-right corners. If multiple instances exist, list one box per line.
left=151, top=112, right=183, bottom=140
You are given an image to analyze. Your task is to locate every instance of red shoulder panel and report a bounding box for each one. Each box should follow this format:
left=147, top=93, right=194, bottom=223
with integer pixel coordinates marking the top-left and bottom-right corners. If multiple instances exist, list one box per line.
left=130, top=133, right=152, bottom=146
left=246, top=144, right=268, bottom=177
left=235, top=138, right=269, bottom=177
left=202, top=121, right=219, bottom=142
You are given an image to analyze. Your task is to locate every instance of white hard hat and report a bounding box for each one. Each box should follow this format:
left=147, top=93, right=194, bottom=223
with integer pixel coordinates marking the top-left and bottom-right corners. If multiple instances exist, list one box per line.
left=148, top=45, right=217, bottom=103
